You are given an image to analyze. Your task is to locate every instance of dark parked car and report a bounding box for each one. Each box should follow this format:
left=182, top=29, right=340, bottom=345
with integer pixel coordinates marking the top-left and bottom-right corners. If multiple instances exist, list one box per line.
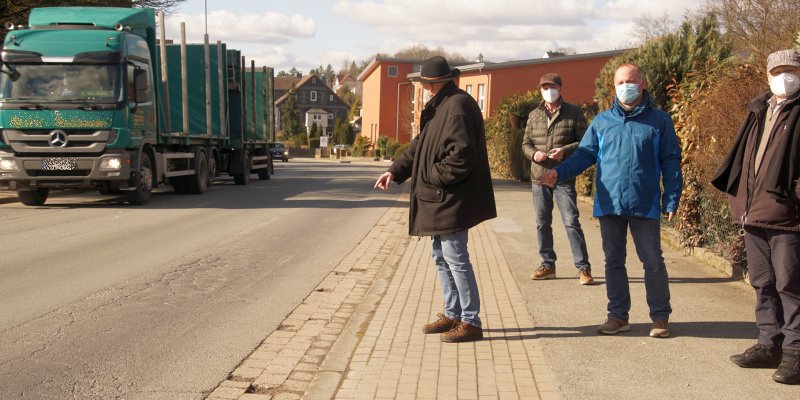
left=269, top=142, right=289, bottom=162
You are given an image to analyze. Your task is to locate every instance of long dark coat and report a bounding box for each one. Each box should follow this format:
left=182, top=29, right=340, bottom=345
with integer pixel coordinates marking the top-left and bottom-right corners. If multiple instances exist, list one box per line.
left=711, top=90, right=800, bottom=231
left=389, top=81, right=497, bottom=236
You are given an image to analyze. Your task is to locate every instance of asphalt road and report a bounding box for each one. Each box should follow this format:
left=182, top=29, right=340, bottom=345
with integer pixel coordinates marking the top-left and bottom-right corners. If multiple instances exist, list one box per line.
left=0, top=158, right=396, bottom=400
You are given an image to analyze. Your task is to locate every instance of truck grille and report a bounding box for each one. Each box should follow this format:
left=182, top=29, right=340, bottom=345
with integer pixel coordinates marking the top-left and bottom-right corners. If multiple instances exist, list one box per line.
left=3, top=129, right=112, bottom=154
left=27, top=169, right=92, bottom=177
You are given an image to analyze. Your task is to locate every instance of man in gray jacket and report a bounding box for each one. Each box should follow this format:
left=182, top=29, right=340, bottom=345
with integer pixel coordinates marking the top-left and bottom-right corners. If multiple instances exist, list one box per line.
left=522, top=73, right=592, bottom=285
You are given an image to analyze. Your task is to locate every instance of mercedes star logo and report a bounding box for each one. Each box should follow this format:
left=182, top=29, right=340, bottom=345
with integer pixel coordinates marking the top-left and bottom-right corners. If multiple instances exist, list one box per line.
left=49, top=130, right=68, bottom=148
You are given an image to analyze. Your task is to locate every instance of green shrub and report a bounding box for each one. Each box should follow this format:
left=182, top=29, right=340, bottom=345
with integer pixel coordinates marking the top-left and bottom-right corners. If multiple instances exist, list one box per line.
left=385, top=139, right=401, bottom=159
left=353, top=136, right=371, bottom=157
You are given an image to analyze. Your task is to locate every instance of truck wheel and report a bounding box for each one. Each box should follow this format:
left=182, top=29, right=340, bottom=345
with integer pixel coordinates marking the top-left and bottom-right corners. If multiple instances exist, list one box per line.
left=126, top=154, right=153, bottom=205
left=257, top=156, right=271, bottom=181
left=186, top=149, right=208, bottom=194
left=18, top=188, right=49, bottom=206
left=207, top=150, right=217, bottom=188
left=233, top=158, right=250, bottom=185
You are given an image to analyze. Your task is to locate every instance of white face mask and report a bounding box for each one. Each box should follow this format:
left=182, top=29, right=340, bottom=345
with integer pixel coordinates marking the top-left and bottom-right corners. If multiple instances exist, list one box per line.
left=770, top=72, right=800, bottom=98
left=615, top=83, right=640, bottom=104
left=541, top=87, right=560, bottom=103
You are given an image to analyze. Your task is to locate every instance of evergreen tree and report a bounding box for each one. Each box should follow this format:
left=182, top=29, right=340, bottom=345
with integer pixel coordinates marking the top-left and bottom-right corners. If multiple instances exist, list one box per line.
left=594, top=12, right=732, bottom=110
left=333, top=118, right=353, bottom=145
left=309, top=122, right=318, bottom=138
left=280, top=89, right=304, bottom=137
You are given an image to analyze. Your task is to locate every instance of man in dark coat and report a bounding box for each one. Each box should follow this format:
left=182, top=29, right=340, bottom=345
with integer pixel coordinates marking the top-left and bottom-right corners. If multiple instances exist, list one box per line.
left=712, top=49, right=800, bottom=385
left=374, top=56, right=496, bottom=343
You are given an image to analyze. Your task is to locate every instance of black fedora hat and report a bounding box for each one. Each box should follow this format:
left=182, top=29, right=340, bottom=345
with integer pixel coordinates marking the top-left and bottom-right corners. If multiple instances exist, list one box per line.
left=418, top=56, right=460, bottom=83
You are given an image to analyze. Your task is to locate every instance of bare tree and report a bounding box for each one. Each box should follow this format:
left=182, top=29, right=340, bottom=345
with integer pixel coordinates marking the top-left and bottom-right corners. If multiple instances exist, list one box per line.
left=392, top=45, right=468, bottom=63
left=133, top=0, right=185, bottom=13
left=1, top=1, right=186, bottom=38
left=710, top=0, right=800, bottom=60
left=632, top=12, right=675, bottom=44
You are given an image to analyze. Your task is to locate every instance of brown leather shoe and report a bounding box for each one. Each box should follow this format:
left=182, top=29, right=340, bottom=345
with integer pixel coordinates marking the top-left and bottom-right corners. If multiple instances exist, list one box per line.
left=441, top=321, right=483, bottom=343
left=578, top=269, right=594, bottom=285
left=596, top=317, right=630, bottom=335
left=422, top=313, right=460, bottom=334
left=530, top=265, right=555, bottom=280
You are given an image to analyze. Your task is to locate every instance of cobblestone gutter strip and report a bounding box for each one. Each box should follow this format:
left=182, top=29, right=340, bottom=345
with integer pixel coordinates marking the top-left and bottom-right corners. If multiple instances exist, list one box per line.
left=206, top=196, right=409, bottom=400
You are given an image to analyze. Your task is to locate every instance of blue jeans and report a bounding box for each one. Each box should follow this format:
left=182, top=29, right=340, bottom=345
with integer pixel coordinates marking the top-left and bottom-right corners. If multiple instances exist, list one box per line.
left=531, top=182, right=591, bottom=270
left=431, top=230, right=481, bottom=328
left=598, top=215, right=671, bottom=321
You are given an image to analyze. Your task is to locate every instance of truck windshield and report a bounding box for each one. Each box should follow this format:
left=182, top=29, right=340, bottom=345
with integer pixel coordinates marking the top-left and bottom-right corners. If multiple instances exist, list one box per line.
left=0, top=64, right=123, bottom=103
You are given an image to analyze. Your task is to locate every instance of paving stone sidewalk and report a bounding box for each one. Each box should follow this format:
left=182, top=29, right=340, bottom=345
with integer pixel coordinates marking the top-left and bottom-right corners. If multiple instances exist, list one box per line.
left=207, top=192, right=557, bottom=400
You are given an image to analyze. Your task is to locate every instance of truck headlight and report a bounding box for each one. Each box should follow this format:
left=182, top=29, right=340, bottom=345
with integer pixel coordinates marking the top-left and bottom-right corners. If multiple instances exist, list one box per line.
left=99, top=157, right=122, bottom=171
left=0, top=158, right=19, bottom=171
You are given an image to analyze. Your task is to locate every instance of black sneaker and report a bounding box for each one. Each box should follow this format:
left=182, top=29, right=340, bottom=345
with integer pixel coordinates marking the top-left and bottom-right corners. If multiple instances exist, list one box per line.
left=773, top=349, right=800, bottom=385
left=730, top=344, right=782, bottom=368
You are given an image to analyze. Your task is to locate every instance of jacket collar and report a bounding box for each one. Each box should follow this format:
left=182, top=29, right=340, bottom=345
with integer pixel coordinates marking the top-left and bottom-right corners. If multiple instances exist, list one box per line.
left=748, top=89, right=800, bottom=113
left=612, top=90, right=654, bottom=117
left=425, top=81, right=459, bottom=110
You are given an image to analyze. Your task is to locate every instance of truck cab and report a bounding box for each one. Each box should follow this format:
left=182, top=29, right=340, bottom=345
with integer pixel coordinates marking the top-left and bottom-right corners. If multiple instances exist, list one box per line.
left=0, top=7, right=159, bottom=205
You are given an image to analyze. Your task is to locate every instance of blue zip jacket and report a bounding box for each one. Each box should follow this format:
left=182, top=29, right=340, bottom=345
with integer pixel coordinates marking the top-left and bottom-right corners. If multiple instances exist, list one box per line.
left=554, top=92, right=682, bottom=220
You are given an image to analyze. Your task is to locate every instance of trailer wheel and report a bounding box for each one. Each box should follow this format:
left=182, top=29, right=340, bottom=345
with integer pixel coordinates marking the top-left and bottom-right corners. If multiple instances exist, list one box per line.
left=186, top=149, right=208, bottom=194
left=207, top=150, right=217, bottom=188
left=18, top=188, right=49, bottom=206
left=126, top=154, right=153, bottom=205
left=233, top=168, right=250, bottom=185
left=257, top=155, right=271, bottom=181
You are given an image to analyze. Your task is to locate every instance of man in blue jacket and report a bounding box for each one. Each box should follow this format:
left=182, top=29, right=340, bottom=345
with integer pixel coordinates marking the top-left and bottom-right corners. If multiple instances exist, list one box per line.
left=541, top=63, right=682, bottom=338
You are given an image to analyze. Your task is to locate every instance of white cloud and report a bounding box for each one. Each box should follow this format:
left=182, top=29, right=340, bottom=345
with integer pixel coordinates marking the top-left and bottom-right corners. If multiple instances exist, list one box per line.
left=333, top=0, right=701, bottom=63
left=162, top=10, right=315, bottom=45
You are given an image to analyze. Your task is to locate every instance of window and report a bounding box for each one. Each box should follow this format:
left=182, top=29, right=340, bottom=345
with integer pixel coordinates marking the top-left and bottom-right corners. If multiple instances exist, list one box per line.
left=477, top=84, right=485, bottom=112
left=466, top=85, right=473, bottom=96
left=387, top=66, right=398, bottom=77
left=330, top=94, right=334, bottom=101
left=328, top=113, right=333, bottom=119
left=310, top=91, right=317, bottom=101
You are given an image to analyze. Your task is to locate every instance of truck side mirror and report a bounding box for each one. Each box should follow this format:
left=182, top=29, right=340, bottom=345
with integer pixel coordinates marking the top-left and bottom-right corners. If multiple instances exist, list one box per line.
left=133, top=68, right=149, bottom=103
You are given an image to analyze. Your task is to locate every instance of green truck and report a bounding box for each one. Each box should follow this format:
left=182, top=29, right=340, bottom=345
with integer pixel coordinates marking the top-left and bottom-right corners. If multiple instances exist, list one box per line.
left=0, top=7, right=275, bottom=206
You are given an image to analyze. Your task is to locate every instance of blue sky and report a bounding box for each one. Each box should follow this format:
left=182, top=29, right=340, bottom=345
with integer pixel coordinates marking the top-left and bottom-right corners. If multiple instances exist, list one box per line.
left=163, top=0, right=702, bottom=74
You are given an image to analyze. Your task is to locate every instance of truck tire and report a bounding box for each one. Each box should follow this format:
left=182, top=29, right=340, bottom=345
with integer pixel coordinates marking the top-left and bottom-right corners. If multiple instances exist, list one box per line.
left=126, top=154, right=153, bottom=205
left=233, top=157, right=250, bottom=185
left=257, top=153, right=271, bottom=181
left=185, top=149, right=208, bottom=194
left=18, top=188, right=49, bottom=206
left=207, top=149, right=217, bottom=188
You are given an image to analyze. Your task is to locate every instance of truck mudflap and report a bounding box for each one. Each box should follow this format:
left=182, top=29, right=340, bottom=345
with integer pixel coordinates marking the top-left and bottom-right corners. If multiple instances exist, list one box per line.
left=0, top=151, right=132, bottom=190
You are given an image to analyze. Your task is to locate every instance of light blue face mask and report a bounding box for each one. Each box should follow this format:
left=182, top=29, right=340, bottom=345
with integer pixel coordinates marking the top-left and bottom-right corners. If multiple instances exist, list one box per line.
left=615, top=83, right=640, bottom=104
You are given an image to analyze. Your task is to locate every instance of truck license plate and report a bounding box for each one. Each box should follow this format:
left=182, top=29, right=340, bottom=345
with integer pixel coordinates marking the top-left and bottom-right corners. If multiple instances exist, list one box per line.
left=42, top=157, right=78, bottom=171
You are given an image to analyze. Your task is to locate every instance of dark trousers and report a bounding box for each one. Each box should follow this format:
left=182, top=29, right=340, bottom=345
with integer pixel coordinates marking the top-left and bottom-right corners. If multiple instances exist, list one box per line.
left=598, top=215, right=671, bottom=321
left=744, top=226, right=800, bottom=350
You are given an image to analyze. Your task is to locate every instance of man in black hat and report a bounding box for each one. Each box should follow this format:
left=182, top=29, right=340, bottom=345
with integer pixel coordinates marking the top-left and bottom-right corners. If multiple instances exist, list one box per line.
left=522, top=72, right=593, bottom=285
left=713, top=49, right=800, bottom=385
left=374, top=55, right=496, bottom=343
